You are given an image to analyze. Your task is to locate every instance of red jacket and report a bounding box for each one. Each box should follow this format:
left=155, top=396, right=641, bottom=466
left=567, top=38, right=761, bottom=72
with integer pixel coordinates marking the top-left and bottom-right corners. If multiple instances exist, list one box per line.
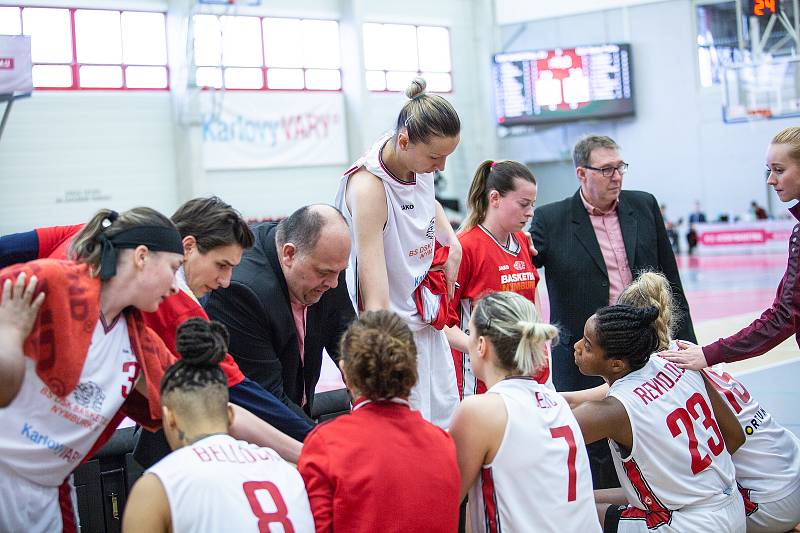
left=298, top=399, right=460, bottom=533
left=704, top=202, right=800, bottom=364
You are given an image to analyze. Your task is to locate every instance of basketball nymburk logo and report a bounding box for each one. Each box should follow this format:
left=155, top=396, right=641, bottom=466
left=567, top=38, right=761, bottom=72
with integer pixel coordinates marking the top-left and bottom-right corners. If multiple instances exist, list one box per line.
left=408, top=217, right=437, bottom=261
left=499, top=271, right=536, bottom=292
left=72, top=381, right=106, bottom=413
left=514, top=260, right=526, bottom=271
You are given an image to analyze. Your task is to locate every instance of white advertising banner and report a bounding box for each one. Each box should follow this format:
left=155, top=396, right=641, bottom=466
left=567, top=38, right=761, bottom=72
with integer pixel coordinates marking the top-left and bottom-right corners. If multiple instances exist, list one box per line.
left=0, top=35, right=33, bottom=94
left=201, top=91, right=348, bottom=170
left=695, top=220, right=795, bottom=255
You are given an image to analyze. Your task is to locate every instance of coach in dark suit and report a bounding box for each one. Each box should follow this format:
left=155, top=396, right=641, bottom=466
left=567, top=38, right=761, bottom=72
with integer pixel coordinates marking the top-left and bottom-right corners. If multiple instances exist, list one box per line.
left=530, top=135, right=696, bottom=488
left=205, top=205, right=355, bottom=422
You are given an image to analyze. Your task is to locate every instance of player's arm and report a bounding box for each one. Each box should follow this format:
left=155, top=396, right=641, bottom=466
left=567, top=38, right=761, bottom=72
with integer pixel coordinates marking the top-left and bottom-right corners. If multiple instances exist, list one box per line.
left=449, top=394, right=507, bottom=501
left=561, top=383, right=609, bottom=409
left=345, top=170, right=390, bottom=312
left=228, top=403, right=302, bottom=463
left=702, top=373, right=745, bottom=454
left=122, top=473, right=171, bottom=533
left=297, top=430, right=335, bottom=532
left=572, top=396, right=632, bottom=449
left=0, top=273, right=44, bottom=407
left=434, top=200, right=461, bottom=300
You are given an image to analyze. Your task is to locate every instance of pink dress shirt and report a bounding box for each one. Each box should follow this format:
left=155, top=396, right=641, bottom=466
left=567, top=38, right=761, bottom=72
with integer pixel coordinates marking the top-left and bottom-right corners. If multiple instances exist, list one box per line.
left=580, top=190, right=633, bottom=304
left=290, top=298, right=308, bottom=405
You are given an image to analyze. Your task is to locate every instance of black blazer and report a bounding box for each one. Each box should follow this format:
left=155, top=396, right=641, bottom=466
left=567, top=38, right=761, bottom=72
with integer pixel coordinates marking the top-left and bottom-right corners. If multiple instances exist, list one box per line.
left=530, top=190, right=696, bottom=392
left=205, top=222, right=355, bottom=420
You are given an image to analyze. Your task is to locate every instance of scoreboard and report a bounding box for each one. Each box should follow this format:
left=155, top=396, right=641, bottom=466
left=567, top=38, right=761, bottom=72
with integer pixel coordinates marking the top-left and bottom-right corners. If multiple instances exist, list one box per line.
left=493, top=43, right=634, bottom=126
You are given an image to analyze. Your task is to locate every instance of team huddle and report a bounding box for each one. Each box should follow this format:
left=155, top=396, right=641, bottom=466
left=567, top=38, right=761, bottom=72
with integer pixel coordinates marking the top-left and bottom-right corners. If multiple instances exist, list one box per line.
left=0, top=78, right=799, bottom=533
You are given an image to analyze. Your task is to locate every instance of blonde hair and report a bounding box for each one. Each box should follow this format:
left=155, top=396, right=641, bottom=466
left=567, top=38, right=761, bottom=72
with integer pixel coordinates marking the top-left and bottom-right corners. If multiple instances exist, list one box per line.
left=616, top=271, right=677, bottom=351
left=462, top=160, right=536, bottom=231
left=471, top=291, right=558, bottom=375
left=771, top=127, right=800, bottom=165
left=395, top=77, right=460, bottom=144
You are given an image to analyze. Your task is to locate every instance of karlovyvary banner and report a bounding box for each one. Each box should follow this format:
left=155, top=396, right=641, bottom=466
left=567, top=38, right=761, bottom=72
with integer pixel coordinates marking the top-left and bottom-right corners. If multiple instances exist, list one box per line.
left=201, top=91, right=348, bottom=170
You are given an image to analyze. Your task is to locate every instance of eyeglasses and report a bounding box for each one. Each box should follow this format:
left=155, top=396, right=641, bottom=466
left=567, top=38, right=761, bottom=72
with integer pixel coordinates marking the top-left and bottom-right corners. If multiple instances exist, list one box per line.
left=584, top=163, right=629, bottom=178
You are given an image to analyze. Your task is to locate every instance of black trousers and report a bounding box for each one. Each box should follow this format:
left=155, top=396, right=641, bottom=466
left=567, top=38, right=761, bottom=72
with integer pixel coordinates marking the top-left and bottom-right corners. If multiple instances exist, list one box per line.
left=587, top=439, right=620, bottom=489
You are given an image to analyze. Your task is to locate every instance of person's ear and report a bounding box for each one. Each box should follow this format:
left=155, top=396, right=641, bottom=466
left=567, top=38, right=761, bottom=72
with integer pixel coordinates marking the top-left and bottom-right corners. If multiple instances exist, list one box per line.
left=397, top=130, right=410, bottom=151
left=182, top=235, right=197, bottom=257
left=163, top=405, right=177, bottom=431
left=226, top=403, right=235, bottom=430
left=281, top=243, right=297, bottom=266
left=488, top=189, right=501, bottom=207
left=576, top=167, right=587, bottom=183
left=133, top=245, right=149, bottom=271
left=609, top=358, right=627, bottom=374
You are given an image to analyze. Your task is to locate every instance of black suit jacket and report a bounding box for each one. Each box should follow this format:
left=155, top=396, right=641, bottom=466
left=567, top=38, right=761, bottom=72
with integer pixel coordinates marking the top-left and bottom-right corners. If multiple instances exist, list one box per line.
left=204, top=222, right=355, bottom=420
left=530, top=190, right=696, bottom=392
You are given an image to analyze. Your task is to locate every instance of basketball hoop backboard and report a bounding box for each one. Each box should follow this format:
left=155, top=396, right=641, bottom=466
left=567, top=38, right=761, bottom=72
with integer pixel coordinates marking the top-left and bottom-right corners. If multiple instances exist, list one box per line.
left=722, top=56, right=800, bottom=122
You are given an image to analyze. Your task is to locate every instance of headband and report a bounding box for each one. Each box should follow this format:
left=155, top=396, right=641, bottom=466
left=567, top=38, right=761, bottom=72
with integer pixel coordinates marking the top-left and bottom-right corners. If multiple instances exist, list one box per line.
left=98, top=225, right=184, bottom=281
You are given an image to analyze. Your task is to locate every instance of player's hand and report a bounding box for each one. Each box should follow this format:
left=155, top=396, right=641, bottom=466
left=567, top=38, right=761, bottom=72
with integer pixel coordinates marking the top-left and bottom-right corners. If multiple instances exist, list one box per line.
left=523, top=231, right=538, bottom=257
left=443, top=242, right=462, bottom=300
left=660, top=341, right=708, bottom=370
left=0, top=273, right=45, bottom=342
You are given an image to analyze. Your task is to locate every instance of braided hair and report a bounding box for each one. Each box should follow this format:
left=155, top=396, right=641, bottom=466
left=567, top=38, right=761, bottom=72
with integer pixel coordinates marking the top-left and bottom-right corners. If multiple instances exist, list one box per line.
left=160, top=318, right=229, bottom=416
left=593, top=304, right=660, bottom=371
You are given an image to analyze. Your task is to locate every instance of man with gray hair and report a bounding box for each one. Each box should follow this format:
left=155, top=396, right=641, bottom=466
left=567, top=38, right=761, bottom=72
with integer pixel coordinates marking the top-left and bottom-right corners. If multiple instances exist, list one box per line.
left=530, top=135, right=696, bottom=488
left=205, top=204, right=355, bottom=423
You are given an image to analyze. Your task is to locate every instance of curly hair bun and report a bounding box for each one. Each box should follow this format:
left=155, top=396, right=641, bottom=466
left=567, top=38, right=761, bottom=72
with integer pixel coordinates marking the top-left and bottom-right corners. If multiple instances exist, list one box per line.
left=175, top=317, right=229, bottom=366
left=637, top=306, right=659, bottom=327
left=405, top=77, right=427, bottom=99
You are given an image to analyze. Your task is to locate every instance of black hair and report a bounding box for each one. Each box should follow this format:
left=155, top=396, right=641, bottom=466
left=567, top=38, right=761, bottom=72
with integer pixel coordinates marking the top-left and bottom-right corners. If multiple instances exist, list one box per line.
left=593, top=304, right=660, bottom=371
left=160, top=318, right=229, bottom=397
left=171, top=196, right=254, bottom=252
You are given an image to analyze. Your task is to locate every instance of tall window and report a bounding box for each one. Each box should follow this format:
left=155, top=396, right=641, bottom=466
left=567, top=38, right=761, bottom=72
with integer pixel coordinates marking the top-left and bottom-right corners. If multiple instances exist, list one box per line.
left=0, top=6, right=168, bottom=90
left=696, top=1, right=795, bottom=87
left=362, top=23, right=452, bottom=92
left=193, top=15, right=341, bottom=90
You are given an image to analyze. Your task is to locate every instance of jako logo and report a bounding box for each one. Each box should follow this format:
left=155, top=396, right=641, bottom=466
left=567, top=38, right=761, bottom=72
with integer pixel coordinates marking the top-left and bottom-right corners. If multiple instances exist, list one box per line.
left=498, top=265, right=509, bottom=271
left=401, top=204, right=414, bottom=210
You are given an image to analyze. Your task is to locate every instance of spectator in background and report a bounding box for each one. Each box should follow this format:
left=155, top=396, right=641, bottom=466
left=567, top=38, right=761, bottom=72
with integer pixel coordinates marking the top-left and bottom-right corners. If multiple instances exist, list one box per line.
left=688, top=200, right=707, bottom=223
left=751, top=200, right=769, bottom=220
left=660, top=203, right=681, bottom=254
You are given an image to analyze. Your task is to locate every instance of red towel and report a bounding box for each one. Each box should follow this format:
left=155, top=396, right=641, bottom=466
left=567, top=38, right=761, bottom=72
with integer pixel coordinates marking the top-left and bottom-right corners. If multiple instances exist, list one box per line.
left=414, top=243, right=459, bottom=330
left=0, top=258, right=175, bottom=428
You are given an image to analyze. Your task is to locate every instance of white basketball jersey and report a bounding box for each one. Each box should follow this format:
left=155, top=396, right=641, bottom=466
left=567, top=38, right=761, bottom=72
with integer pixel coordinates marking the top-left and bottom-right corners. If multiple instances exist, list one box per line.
left=468, top=377, right=600, bottom=533
left=607, top=356, right=737, bottom=512
left=336, top=133, right=437, bottom=330
left=0, top=318, right=138, bottom=486
left=148, top=434, right=314, bottom=532
left=702, top=366, right=800, bottom=503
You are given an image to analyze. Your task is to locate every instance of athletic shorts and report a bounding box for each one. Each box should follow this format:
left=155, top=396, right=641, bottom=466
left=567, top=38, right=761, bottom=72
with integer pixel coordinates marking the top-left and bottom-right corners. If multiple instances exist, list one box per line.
left=0, top=467, right=78, bottom=533
left=746, top=482, right=800, bottom=533
left=604, top=491, right=745, bottom=533
left=409, top=326, right=459, bottom=429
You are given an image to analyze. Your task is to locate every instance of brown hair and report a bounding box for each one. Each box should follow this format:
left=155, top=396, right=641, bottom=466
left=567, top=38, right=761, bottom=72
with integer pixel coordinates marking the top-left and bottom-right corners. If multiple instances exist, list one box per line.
left=771, top=127, right=800, bottom=165
left=462, top=160, right=536, bottom=230
left=171, top=197, right=254, bottom=252
left=395, top=77, right=460, bottom=144
left=471, top=291, right=558, bottom=375
left=339, top=310, right=417, bottom=400
left=572, top=135, right=619, bottom=168
left=617, top=271, right=677, bottom=351
left=68, top=207, right=176, bottom=277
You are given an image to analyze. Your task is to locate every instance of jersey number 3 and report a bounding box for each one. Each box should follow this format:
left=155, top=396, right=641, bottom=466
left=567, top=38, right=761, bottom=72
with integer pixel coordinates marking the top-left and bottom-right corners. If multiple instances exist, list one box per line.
left=666, top=392, right=724, bottom=474
left=243, top=481, right=295, bottom=533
